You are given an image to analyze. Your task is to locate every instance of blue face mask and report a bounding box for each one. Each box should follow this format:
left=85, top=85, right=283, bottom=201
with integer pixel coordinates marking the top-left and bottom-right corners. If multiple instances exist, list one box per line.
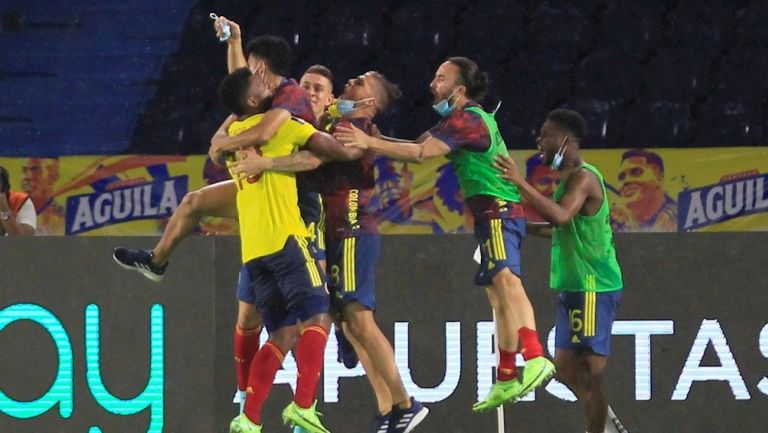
left=328, top=98, right=374, bottom=118
left=550, top=137, right=568, bottom=170
left=432, top=89, right=459, bottom=117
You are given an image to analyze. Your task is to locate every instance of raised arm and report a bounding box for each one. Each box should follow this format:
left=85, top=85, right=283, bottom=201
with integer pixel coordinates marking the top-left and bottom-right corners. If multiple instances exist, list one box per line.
left=229, top=149, right=322, bottom=177
left=210, top=108, right=292, bottom=161
left=213, top=16, right=247, bottom=72
left=334, top=123, right=449, bottom=163
left=209, top=114, right=238, bottom=164
left=228, top=131, right=363, bottom=177
left=306, top=131, right=364, bottom=162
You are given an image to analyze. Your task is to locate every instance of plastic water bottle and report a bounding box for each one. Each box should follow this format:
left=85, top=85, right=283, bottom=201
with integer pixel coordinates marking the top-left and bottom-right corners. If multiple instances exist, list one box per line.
left=209, top=13, right=231, bottom=42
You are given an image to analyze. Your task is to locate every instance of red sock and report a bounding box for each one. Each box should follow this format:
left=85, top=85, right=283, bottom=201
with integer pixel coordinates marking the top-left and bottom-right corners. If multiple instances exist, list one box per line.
left=497, top=348, right=518, bottom=381
left=235, top=325, right=261, bottom=391
left=518, top=327, right=544, bottom=360
left=294, top=325, right=328, bottom=408
left=243, top=341, right=284, bottom=425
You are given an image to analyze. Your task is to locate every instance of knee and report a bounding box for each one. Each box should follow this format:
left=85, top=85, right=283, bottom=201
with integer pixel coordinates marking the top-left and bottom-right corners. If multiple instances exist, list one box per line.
left=554, top=364, right=576, bottom=386
left=302, top=312, right=332, bottom=332
left=554, top=357, right=580, bottom=385
left=587, top=370, right=605, bottom=387
left=345, top=316, right=374, bottom=341
left=179, top=190, right=205, bottom=215
left=271, top=329, right=299, bottom=352
left=491, top=270, right=526, bottom=301
left=237, top=309, right=261, bottom=330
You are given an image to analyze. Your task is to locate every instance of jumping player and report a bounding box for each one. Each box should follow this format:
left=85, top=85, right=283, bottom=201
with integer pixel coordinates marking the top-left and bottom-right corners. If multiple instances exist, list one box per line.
left=335, top=57, right=556, bottom=411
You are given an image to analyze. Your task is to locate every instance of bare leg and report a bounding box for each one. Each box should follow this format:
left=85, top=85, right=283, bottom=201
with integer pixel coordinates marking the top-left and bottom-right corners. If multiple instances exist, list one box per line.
left=237, top=300, right=263, bottom=329
left=343, top=321, right=393, bottom=414
left=268, top=325, right=301, bottom=353
left=583, top=353, right=609, bottom=432
left=344, top=302, right=411, bottom=408
left=486, top=268, right=537, bottom=352
left=152, top=180, right=238, bottom=265
left=555, top=349, right=609, bottom=433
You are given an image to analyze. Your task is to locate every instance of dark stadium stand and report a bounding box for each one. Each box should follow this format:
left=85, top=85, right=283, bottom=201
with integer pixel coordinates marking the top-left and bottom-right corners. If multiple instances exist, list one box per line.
left=1, top=0, right=765, bottom=157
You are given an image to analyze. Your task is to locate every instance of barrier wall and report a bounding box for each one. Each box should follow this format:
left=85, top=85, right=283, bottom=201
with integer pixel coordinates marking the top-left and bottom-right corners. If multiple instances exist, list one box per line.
left=1, top=234, right=767, bottom=432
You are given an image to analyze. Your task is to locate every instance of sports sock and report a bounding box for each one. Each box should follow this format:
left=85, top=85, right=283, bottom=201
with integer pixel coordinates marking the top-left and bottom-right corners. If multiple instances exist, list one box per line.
left=294, top=325, right=328, bottom=408
left=235, top=325, right=261, bottom=391
left=518, top=327, right=544, bottom=360
left=497, top=348, right=518, bottom=381
left=243, top=341, right=284, bottom=424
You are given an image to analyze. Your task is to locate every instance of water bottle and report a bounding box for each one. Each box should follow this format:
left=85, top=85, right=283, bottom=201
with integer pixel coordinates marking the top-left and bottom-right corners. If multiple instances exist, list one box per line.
left=209, top=13, right=231, bottom=42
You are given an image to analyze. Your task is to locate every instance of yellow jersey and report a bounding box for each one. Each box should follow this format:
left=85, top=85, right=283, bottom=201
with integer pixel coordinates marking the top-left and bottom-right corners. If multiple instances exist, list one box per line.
left=227, top=114, right=317, bottom=262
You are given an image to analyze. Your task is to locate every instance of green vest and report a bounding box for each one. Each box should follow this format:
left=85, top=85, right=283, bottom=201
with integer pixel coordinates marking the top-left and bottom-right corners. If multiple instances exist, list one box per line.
left=551, top=162, right=623, bottom=292
left=445, top=106, right=521, bottom=202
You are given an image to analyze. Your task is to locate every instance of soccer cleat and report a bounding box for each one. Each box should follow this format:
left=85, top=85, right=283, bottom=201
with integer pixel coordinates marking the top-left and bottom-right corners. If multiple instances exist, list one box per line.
left=336, top=329, right=359, bottom=369
left=606, top=406, right=630, bottom=433
left=472, top=378, right=522, bottom=412
left=387, top=397, right=429, bottom=433
left=112, top=248, right=168, bottom=282
left=609, top=416, right=630, bottom=433
left=229, top=413, right=261, bottom=433
left=517, top=356, right=556, bottom=398
left=370, top=411, right=390, bottom=433
left=282, top=400, right=331, bottom=433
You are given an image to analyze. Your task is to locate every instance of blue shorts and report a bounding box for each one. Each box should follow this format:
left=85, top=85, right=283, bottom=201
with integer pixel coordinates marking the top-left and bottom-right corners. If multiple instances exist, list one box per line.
left=307, top=221, right=326, bottom=261
left=326, top=234, right=380, bottom=311
left=299, top=187, right=324, bottom=260
left=555, top=290, right=622, bottom=356
left=473, top=217, right=525, bottom=286
left=237, top=235, right=329, bottom=332
left=236, top=265, right=298, bottom=326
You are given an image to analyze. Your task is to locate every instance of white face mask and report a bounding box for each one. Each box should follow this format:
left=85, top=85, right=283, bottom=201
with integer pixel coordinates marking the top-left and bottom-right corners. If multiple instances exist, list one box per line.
left=328, top=97, right=375, bottom=118
left=550, top=136, right=568, bottom=170
left=432, top=88, right=460, bottom=117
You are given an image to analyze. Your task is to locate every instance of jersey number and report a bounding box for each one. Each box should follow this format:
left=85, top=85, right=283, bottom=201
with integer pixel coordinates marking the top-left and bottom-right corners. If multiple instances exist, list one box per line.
left=235, top=147, right=264, bottom=190
left=568, top=308, right=583, bottom=332
left=330, top=265, right=340, bottom=286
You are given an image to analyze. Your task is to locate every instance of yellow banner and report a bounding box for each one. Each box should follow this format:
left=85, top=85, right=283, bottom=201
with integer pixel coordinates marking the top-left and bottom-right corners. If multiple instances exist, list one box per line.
left=0, top=155, right=237, bottom=235
left=512, top=148, right=768, bottom=232
left=1, top=149, right=765, bottom=235
left=373, top=148, right=767, bottom=233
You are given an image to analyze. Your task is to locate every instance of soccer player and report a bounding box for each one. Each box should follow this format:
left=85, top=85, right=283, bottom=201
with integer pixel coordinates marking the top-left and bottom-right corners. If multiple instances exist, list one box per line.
left=300, top=64, right=335, bottom=121
left=334, top=57, right=556, bottom=411
left=114, top=34, right=318, bottom=281
left=495, top=109, right=628, bottom=433
left=218, top=67, right=338, bottom=433
left=113, top=32, right=326, bottom=413
left=231, top=71, right=430, bottom=433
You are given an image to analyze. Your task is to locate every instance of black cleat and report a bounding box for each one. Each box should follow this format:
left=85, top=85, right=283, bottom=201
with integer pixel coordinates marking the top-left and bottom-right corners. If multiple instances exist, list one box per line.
left=112, top=248, right=168, bottom=282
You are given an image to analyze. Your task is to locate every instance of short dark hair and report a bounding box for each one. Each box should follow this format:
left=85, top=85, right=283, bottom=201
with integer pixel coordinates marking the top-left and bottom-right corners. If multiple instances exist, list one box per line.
left=546, top=109, right=588, bottom=141
left=621, top=149, right=665, bottom=174
left=368, top=71, right=401, bottom=113
left=218, top=67, right=252, bottom=116
left=303, top=64, right=334, bottom=86
left=245, top=35, right=292, bottom=76
left=0, top=164, right=10, bottom=193
left=446, top=56, right=489, bottom=100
